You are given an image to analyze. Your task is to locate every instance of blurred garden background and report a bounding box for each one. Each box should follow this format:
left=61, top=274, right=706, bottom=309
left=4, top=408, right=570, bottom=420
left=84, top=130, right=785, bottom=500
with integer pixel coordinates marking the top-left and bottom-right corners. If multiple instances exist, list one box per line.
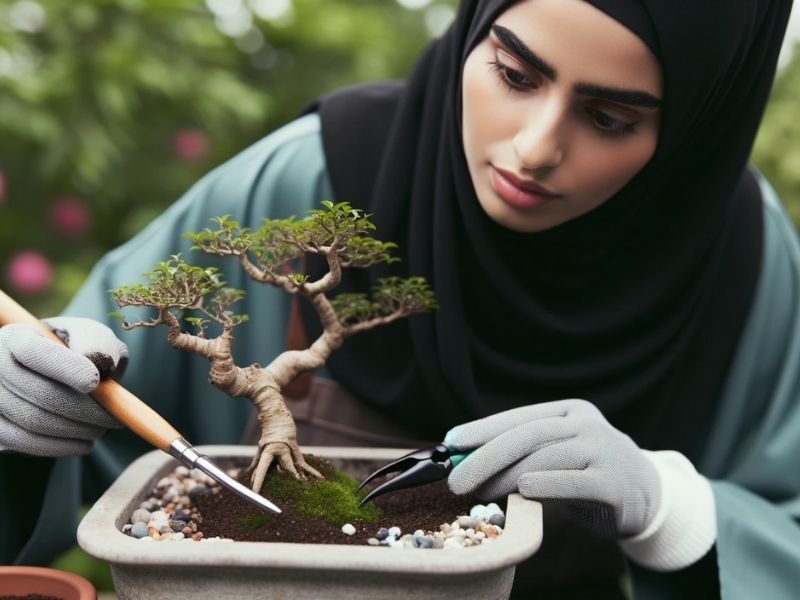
left=0, top=0, right=799, bottom=591
left=1, top=0, right=799, bottom=318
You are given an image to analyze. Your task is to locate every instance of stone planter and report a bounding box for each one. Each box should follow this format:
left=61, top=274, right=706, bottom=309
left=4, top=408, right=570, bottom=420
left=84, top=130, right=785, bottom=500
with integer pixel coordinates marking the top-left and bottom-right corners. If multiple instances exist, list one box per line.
left=78, top=445, right=542, bottom=600
left=0, top=565, right=96, bottom=599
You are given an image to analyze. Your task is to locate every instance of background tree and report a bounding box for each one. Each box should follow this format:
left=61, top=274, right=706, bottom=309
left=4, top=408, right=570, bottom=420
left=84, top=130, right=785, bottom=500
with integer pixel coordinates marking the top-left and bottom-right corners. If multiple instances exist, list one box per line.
left=111, top=203, right=437, bottom=492
left=0, top=0, right=458, bottom=316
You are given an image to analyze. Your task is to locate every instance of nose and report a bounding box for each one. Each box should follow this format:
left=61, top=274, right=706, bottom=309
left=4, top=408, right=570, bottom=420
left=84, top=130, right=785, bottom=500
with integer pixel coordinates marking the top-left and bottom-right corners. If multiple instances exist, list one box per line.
left=512, top=101, right=565, bottom=172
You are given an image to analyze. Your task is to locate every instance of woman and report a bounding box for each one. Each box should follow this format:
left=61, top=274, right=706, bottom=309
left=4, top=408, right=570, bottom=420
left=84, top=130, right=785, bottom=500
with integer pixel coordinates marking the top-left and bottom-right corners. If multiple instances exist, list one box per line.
left=1, top=1, right=797, bottom=597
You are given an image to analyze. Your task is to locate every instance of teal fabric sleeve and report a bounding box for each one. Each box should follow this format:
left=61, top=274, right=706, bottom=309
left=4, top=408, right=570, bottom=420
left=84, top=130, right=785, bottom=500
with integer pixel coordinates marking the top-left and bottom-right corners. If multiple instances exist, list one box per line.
left=699, top=174, right=800, bottom=599
left=1, top=113, right=332, bottom=564
left=630, top=173, right=800, bottom=599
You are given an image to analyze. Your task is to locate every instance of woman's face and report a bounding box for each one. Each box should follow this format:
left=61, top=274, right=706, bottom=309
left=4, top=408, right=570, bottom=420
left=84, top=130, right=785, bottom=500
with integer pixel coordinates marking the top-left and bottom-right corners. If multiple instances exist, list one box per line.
left=462, top=0, right=663, bottom=232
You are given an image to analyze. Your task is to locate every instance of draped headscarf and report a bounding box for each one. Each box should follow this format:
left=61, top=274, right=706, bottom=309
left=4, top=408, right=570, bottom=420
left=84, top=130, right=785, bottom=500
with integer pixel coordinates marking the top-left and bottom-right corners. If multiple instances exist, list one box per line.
left=303, top=0, right=793, bottom=461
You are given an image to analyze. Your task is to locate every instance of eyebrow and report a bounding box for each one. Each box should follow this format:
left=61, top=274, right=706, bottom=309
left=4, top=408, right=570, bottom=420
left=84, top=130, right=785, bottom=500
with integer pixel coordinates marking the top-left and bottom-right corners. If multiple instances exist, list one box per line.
left=490, top=24, right=662, bottom=109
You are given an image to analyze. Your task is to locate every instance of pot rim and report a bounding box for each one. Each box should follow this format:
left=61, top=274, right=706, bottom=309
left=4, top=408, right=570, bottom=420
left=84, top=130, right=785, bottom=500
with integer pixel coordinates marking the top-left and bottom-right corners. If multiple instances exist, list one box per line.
left=0, top=565, right=96, bottom=599
left=78, top=445, right=542, bottom=575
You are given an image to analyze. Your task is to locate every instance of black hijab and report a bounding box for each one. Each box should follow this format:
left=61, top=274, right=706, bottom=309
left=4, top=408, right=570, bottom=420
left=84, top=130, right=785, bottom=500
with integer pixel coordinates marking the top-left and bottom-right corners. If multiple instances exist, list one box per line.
left=303, top=0, right=792, bottom=460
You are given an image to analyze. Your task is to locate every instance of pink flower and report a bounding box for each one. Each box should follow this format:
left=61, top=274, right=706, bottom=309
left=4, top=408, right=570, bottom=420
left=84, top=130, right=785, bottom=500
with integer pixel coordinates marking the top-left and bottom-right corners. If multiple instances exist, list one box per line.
left=172, top=128, right=209, bottom=162
left=5, top=251, right=53, bottom=294
left=48, top=196, right=90, bottom=237
left=0, top=171, right=6, bottom=205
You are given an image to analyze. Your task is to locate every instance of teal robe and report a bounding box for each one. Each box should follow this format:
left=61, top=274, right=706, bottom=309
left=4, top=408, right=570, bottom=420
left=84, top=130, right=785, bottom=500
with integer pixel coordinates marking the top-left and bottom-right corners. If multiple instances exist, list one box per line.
left=1, top=114, right=799, bottom=598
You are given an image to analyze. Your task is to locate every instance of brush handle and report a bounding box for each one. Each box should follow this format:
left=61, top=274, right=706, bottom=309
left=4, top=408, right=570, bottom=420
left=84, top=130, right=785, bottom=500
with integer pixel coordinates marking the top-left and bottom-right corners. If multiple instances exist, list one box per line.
left=0, top=289, right=181, bottom=452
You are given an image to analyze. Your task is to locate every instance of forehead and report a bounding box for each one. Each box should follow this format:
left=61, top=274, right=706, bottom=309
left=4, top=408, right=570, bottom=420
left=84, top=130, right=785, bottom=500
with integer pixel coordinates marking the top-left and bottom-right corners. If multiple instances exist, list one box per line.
left=493, top=0, right=662, bottom=96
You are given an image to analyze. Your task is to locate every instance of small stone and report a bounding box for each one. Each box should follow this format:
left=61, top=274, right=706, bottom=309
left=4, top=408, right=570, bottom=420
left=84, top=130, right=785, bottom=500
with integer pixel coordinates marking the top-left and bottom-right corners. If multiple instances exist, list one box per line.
left=156, top=477, right=171, bottom=489
left=182, top=526, right=193, bottom=536
left=138, top=536, right=154, bottom=542
left=457, top=515, right=475, bottom=529
left=171, top=520, right=187, bottom=532
left=431, top=537, right=444, bottom=549
left=175, top=466, right=189, bottom=477
left=443, top=537, right=465, bottom=549
left=374, top=527, right=390, bottom=541
left=131, top=522, right=149, bottom=539
left=170, top=532, right=185, bottom=541
left=122, top=524, right=132, bottom=532
left=469, top=504, right=488, bottom=522
left=341, top=523, right=356, bottom=536
left=188, top=483, right=208, bottom=500
left=367, top=538, right=380, bottom=546
left=388, top=526, right=402, bottom=538
left=130, top=509, right=151, bottom=525
left=488, top=513, right=506, bottom=528
left=192, top=532, right=204, bottom=541
left=416, top=536, right=434, bottom=549
left=485, top=502, right=503, bottom=517
left=172, top=508, right=191, bottom=521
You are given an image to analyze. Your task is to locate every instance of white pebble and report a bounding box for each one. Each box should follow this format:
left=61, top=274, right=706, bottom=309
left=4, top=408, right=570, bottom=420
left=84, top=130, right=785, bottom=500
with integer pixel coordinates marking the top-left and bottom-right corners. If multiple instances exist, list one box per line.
left=341, top=523, right=356, bottom=536
left=170, top=532, right=185, bottom=541
left=388, top=526, right=402, bottom=538
left=485, top=503, right=503, bottom=517
left=175, top=466, right=189, bottom=476
left=469, top=504, right=488, bottom=522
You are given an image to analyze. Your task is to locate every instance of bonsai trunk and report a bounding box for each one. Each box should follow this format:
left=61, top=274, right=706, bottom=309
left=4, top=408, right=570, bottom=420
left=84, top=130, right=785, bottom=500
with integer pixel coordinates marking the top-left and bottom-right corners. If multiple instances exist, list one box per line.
left=204, top=332, right=322, bottom=492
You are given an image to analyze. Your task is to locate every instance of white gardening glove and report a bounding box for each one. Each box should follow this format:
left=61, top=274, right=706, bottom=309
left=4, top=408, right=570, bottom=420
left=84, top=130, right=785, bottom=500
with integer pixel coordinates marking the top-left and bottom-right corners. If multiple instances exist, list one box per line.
left=0, top=317, right=126, bottom=457
left=445, top=399, right=717, bottom=571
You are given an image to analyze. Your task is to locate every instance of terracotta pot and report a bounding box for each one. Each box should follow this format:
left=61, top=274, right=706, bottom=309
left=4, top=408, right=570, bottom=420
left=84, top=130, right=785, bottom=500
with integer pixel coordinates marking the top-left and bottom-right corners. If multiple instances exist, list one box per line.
left=0, top=566, right=96, bottom=599
left=78, top=446, right=543, bottom=600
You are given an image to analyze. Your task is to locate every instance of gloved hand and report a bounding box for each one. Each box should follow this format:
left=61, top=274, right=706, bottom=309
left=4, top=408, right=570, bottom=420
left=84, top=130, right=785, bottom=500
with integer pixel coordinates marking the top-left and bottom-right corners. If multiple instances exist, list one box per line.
left=0, top=317, right=127, bottom=457
left=445, top=399, right=661, bottom=539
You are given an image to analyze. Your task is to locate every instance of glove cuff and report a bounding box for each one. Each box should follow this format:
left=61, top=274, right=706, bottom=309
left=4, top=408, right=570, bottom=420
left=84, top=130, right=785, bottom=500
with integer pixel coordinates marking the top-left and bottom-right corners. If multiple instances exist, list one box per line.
left=619, top=450, right=716, bottom=572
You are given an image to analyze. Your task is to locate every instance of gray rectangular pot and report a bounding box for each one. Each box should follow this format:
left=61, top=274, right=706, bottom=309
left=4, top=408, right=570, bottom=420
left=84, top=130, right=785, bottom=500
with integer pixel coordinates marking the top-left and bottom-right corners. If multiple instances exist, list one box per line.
left=78, top=445, right=542, bottom=600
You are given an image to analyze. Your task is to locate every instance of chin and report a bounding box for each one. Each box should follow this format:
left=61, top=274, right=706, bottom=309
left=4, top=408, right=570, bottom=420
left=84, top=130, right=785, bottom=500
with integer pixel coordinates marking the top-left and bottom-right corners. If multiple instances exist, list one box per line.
left=476, top=195, right=554, bottom=233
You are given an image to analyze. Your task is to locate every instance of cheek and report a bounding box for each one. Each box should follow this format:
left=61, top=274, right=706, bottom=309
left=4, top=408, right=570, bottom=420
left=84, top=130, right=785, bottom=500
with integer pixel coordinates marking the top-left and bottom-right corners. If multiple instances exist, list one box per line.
left=577, top=134, right=657, bottom=199
left=462, top=51, right=498, bottom=160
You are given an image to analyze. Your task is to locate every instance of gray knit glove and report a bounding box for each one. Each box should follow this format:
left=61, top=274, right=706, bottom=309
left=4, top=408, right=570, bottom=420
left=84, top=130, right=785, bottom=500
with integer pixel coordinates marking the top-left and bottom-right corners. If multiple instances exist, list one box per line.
left=445, top=399, right=662, bottom=539
left=0, top=317, right=126, bottom=457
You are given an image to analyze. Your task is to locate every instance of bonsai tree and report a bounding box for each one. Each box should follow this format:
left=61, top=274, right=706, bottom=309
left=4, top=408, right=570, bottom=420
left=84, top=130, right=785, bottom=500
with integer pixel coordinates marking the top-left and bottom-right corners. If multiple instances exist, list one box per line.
left=110, top=202, right=436, bottom=493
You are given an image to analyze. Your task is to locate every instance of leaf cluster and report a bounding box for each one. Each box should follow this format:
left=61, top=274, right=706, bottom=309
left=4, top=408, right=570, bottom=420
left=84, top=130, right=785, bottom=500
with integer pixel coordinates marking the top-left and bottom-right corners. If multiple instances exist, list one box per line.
left=330, top=276, right=438, bottom=324
left=109, top=254, right=248, bottom=331
left=185, top=202, right=401, bottom=283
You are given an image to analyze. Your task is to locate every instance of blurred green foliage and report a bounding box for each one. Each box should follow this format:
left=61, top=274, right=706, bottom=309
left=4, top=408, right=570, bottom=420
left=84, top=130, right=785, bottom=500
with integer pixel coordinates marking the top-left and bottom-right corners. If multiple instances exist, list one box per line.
left=752, top=41, right=800, bottom=223
left=0, top=0, right=456, bottom=316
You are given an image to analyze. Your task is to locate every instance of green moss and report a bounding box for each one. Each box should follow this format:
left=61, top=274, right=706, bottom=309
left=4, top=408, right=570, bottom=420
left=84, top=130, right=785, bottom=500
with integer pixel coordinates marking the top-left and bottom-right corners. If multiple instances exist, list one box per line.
left=240, top=512, right=270, bottom=531
left=258, top=455, right=382, bottom=526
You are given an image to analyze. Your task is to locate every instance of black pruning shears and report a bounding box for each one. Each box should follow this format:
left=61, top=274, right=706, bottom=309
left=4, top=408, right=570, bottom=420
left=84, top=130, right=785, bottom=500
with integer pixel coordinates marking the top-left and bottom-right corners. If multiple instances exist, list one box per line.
left=356, top=444, right=470, bottom=506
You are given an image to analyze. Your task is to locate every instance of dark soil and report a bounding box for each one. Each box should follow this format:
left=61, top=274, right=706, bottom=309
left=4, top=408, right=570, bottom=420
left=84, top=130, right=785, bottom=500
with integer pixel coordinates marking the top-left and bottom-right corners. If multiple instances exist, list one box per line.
left=194, top=454, right=499, bottom=545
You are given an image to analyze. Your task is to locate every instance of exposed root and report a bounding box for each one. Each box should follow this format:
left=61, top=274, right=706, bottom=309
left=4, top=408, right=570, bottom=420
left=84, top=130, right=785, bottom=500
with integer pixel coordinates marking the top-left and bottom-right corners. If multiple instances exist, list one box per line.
left=247, top=439, right=323, bottom=493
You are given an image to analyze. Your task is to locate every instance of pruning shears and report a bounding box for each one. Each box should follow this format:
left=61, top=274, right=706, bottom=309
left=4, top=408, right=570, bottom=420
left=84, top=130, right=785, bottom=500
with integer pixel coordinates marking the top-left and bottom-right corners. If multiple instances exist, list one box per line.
left=0, top=289, right=281, bottom=515
left=356, top=444, right=470, bottom=506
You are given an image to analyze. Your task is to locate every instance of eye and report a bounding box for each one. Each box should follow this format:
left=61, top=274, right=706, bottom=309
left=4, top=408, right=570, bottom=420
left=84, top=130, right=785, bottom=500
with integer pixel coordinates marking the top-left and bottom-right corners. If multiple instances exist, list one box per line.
left=585, top=107, right=636, bottom=138
left=487, top=58, right=538, bottom=92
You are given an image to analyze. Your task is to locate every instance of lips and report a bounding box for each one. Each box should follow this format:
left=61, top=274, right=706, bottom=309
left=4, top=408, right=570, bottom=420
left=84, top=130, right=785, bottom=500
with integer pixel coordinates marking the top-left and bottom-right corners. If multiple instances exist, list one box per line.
left=490, top=166, right=561, bottom=209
